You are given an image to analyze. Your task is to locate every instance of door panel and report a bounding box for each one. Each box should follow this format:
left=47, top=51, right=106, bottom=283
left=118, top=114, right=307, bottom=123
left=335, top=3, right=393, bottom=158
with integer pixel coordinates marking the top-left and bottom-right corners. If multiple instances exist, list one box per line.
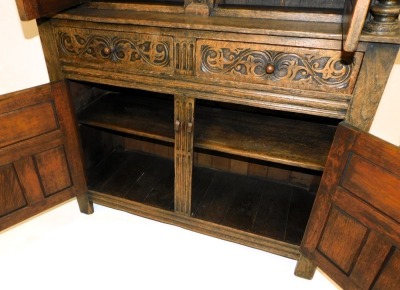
left=317, top=206, right=368, bottom=274
left=341, top=154, right=400, bottom=223
left=0, top=164, right=27, bottom=217
left=0, top=81, right=92, bottom=231
left=301, top=122, right=400, bottom=290
left=372, top=249, right=400, bottom=290
left=0, top=101, right=58, bottom=148
left=34, top=146, right=73, bottom=197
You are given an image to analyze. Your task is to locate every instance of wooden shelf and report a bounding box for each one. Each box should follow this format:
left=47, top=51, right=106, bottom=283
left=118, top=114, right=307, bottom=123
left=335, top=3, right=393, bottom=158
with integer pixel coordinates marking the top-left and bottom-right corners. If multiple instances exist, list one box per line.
left=79, top=92, right=336, bottom=171
left=88, top=150, right=175, bottom=211
left=88, top=149, right=314, bottom=245
left=192, top=166, right=314, bottom=245
left=195, top=105, right=336, bottom=171
left=78, top=92, right=175, bottom=143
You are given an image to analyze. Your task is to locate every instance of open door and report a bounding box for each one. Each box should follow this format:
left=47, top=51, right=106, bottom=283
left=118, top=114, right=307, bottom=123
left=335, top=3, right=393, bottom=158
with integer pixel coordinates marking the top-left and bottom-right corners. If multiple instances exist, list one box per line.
left=300, top=122, right=400, bottom=289
left=0, top=81, right=93, bottom=231
left=342, top=0, right=371, bottom=52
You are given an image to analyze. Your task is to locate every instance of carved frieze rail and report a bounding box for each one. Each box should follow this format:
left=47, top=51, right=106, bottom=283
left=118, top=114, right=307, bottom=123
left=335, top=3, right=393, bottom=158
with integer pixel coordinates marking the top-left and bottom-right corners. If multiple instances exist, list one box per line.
left=56, top=28, right=174, bottom=74
left=197, top=40, right=363, bottom=93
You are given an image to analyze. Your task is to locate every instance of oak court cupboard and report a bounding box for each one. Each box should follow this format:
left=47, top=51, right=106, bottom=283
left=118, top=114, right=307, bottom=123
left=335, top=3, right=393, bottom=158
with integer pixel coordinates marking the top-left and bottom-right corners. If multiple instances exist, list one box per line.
left=1, top=0, right=400, bottom=288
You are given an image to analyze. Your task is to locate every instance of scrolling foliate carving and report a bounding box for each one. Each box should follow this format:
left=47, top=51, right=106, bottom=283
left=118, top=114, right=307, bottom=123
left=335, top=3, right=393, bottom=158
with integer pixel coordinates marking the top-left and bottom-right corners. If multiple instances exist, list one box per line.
left=200, top=45, right=355, bottom=89
left=59, top=32, right=170, bottom=67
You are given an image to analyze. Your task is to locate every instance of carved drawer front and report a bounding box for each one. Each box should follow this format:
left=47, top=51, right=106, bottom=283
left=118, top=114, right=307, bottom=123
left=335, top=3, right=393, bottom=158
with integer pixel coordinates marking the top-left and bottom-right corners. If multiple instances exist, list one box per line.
left=197, top=40, right=363, bottom=94
left=56, top=27, right=174, bottom=76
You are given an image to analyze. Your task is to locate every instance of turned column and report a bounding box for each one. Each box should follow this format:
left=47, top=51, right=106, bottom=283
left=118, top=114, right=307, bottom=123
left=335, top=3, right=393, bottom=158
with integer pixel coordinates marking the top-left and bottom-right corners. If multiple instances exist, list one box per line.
left=364, top=0, right=400, bottom=34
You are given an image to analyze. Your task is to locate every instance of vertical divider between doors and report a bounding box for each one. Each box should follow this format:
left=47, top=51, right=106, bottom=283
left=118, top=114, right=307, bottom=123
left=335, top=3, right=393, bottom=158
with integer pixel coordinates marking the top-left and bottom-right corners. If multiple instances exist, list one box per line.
left=174, top=95, right=195, bottom=216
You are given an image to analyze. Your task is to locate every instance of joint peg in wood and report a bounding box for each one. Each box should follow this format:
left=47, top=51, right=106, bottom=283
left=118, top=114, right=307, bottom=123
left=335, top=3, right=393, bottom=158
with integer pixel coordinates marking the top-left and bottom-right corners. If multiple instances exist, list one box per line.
left=175, top=120, right=181, bottom=131
left=102, top=47, right=112, bottom=56
left=265, top=63, right=275, bottom=74
left=187, top=122, right=193, bottom=134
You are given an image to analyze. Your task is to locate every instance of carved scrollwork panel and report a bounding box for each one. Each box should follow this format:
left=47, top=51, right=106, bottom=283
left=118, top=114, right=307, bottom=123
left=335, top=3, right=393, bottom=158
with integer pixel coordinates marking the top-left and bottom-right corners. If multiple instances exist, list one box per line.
left=197, top=40, right=363, bottom=93
left=57, top=28, right=173, bottom=74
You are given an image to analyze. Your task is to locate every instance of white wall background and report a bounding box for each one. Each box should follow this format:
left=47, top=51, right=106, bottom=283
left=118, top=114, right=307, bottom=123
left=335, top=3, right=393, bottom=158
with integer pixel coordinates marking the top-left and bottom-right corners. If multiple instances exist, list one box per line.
left=369, top=54, right=400, bottom=146
left=0, top=0, right=49, bottom=94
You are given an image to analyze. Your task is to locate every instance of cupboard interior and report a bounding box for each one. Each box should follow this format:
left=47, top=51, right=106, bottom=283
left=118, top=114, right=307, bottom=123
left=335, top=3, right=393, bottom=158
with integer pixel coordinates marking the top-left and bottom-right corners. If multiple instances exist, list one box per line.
left=72, top=81, right=339, bottom=246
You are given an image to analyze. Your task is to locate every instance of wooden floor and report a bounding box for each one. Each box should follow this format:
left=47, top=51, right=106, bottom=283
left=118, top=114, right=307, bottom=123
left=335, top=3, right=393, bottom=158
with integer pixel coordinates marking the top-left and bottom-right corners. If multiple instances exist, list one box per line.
left=192, top=167, right=315, bottom=245
left=88, top=150, right=175, bottom=211
left=89, top=150, right=315, bottom=245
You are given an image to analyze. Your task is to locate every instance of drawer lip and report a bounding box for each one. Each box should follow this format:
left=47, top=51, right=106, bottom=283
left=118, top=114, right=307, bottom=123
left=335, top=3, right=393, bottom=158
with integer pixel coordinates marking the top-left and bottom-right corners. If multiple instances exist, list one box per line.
left=62, top=65, right=350, bottom=119
left=196, top=40, right=363, bottom=94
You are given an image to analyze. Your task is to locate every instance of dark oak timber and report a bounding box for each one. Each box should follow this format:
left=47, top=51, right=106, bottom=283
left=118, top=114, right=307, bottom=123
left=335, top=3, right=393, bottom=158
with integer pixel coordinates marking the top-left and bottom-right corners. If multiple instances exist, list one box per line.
left=78, top=92, right=336, bottom=171
left=300, top=123, right=400, bottom=289
left=195, top=103, right=336, bottom=171
left=8, top=0, right=400, bottom=285
left=78, top=92, right=175, bottom=143
left=0, top=81, right=92, bottom=231
left=346, top=43, right=399, bottom=131
left=342, top=0, right=371, bottom=51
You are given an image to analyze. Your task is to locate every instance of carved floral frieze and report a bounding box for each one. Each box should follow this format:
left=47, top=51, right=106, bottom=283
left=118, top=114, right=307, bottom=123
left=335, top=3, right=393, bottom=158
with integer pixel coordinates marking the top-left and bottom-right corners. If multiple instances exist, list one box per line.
left=58, top=32, right=171, bottom=68
left=200, top=45, right=357, bottom=89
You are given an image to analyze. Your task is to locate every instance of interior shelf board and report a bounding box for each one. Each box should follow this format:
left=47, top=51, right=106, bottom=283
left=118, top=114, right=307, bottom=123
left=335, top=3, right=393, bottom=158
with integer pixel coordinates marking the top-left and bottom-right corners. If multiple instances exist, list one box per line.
left=195, top=105, right=337, bottom=171
left=88, top=189, right=301, bottom=259
left=191, top=166, right=314, bottom=245
left=78, top=92, right=175, bottom=143
left=79, top=92, right=335, bottom=171
left=88, top=150, right=175, bottom=211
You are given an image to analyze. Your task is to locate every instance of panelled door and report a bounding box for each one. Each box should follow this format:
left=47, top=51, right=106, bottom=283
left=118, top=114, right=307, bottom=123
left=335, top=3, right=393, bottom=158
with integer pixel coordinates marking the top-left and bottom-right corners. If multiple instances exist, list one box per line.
left=0, top=81, right=92, bottom=231
left=301, top=122, right=400, bottom=290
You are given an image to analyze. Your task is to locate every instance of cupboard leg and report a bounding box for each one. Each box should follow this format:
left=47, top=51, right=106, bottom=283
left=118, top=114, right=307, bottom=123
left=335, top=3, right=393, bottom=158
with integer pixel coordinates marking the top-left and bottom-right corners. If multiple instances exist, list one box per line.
left=294, top=255, right=316, bottom=280
left=76, top=193, right=94, bottom=214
